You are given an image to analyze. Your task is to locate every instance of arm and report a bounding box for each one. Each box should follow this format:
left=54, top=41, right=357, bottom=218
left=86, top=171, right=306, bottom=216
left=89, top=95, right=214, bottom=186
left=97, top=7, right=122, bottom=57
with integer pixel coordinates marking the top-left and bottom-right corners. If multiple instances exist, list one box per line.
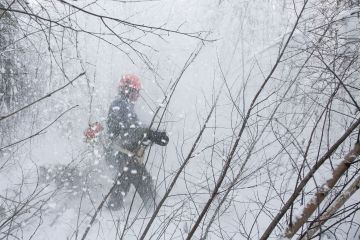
left=107, top=99, right=168, bottom=150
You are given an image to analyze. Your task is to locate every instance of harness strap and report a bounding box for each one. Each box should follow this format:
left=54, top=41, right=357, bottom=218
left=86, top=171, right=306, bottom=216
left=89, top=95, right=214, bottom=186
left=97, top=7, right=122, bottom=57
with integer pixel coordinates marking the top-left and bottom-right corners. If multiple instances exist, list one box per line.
left=110, top=143, right=146, bottom=164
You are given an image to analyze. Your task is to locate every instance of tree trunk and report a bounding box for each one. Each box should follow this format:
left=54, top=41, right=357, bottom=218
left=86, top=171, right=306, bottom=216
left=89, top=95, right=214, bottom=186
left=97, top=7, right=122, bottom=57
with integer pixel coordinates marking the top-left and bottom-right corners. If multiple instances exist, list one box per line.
left=284, top=143, right=360, bottom=238
left=301, top=174, right=360, bottom=240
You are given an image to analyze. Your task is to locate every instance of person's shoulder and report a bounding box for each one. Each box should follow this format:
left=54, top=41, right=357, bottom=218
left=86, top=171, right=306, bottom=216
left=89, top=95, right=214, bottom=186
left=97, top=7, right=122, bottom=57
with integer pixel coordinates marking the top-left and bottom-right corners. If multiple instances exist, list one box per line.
left=110, top=97, right=128, bottom=111
left=111, top=97, right=125, bottom=105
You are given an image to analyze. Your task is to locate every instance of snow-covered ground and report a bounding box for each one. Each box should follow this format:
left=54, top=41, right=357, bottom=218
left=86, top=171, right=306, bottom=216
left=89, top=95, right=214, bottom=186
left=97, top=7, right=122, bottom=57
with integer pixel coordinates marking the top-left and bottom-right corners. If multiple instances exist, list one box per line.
left=1, top=0, right=360, bottom=239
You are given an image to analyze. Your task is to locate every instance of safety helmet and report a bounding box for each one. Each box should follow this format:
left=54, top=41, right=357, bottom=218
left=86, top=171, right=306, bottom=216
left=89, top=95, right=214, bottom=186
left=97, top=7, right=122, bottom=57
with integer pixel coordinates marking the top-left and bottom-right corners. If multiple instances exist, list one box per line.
left=118, top=74, right=142, bottom=91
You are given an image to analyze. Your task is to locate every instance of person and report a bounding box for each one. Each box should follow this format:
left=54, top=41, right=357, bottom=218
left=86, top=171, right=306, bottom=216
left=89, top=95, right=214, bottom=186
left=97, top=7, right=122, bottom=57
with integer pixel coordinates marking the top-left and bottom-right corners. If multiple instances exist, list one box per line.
left=105, top=74, right=169, bottom=211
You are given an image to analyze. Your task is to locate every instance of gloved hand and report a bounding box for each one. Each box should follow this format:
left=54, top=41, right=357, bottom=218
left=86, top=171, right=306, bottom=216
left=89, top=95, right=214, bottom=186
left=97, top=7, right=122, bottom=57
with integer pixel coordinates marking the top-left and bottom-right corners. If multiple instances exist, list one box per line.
left=148, top=130, right=169, bottom=146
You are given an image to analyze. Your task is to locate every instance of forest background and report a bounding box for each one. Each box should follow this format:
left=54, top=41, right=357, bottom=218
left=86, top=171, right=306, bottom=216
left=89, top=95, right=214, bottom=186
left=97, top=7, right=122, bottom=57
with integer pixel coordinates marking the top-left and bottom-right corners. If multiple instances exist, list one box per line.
left=1, top=0, right=360, bottom=239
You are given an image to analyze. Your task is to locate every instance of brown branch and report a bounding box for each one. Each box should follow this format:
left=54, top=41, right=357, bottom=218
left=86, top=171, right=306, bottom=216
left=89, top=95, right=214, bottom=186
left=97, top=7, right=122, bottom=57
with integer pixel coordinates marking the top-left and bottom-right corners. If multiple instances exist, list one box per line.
left=80, top=173, right=123, bottom=240
left=138, top=60, right=223, bottom=240
left=120, top=41, right=206, bottom=240
left=56, top=0, right=209, bottom=41
left=185, top=1, right=309, bottom=239
left=317, top=55, right=360, bottom=112
left=0, top=105, right=78, bottom=150
left=259, top=117, right=360, bottom=240
left=0, top=72, right=85, bottom=121
left=81, top=40, right=208, bottom=240
left=0, top=6, right=75, bottom=30
left=0, top=0, right=15, bottom=19
left=284, top=143, right=360, bottom=238
left=301, top=174, right=360, bottom=240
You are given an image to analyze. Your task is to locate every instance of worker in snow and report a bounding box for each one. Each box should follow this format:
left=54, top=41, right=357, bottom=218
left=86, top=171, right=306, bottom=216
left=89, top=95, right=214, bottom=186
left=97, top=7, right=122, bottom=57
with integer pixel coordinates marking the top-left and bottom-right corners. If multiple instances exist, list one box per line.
left=105, top=74, right=169, bottom=210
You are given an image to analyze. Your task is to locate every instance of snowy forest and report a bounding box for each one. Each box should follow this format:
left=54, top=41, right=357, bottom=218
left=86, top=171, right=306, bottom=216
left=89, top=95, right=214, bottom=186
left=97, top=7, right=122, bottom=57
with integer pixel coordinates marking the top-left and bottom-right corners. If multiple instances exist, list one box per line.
left=1, top=0, right=360, bottom=239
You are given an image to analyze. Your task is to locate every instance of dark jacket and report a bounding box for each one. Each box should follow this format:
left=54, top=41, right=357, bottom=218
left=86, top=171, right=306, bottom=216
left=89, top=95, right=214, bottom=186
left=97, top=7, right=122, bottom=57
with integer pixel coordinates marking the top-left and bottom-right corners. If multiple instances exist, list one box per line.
left=106, top=93, right=148, bottom=152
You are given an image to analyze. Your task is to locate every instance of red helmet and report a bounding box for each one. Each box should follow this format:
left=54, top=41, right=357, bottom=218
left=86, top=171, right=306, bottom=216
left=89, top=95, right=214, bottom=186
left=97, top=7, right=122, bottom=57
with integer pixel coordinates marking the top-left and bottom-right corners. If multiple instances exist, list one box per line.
left=119, top=74, right=142, bottom=91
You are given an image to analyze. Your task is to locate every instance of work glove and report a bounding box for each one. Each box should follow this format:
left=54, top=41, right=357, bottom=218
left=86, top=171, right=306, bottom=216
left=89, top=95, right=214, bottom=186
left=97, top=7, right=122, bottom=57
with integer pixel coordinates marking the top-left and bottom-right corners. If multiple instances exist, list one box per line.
left=148, top=130, right=169, bottom=146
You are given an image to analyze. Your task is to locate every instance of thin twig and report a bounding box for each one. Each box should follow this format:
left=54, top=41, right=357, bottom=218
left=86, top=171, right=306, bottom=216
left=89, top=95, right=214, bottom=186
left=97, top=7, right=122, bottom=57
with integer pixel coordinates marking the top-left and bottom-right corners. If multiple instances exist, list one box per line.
left=0, top=72, right=85, bottom=121
left=0, top=105, right=79, bottom=151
